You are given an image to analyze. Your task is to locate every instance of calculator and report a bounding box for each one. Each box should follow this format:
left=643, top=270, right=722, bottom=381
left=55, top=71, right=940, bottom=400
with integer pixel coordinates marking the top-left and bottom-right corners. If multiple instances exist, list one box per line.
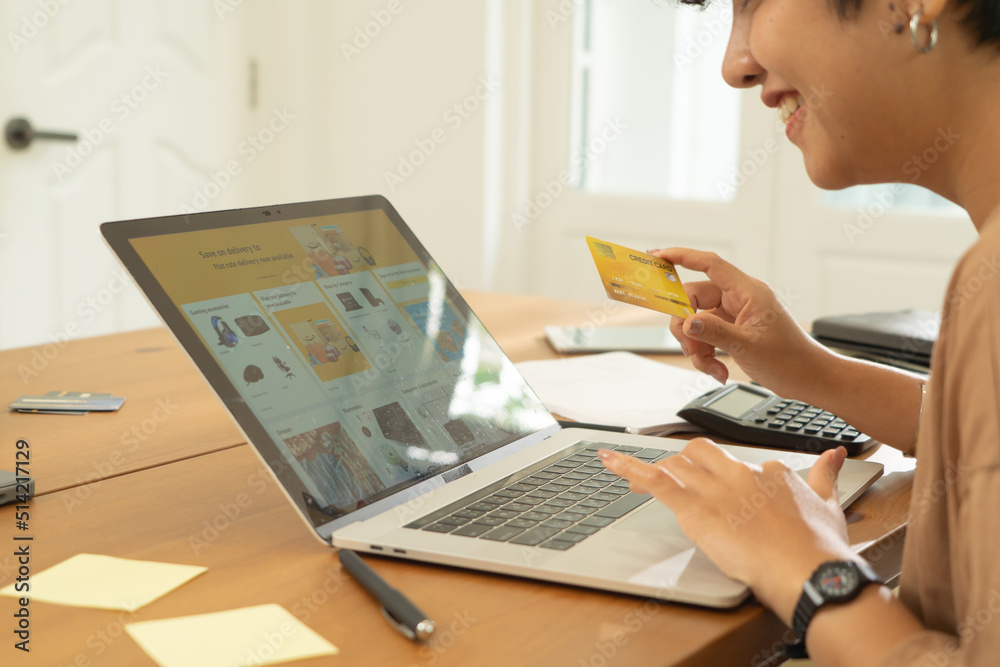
left=677, top=383, right=877, bottom=455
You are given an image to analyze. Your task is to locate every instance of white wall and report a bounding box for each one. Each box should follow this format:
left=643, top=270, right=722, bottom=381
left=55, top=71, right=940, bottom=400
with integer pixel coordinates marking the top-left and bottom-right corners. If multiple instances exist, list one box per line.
left=242, top=0, right=496, bottom=291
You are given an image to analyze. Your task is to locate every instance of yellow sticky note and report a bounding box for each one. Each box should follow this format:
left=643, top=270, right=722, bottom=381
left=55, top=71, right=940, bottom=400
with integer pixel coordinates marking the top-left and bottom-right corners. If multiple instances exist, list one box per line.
left=125, top=604, right=339, bottom=667
left=586, top=237, right=693, bottom=317
left=0, top=554, right=206, bottom=611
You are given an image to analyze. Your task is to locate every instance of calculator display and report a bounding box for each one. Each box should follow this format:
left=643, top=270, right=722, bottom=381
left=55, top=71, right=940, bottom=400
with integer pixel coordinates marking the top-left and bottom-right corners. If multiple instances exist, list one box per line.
left=708, top=387, right=767, bottom=418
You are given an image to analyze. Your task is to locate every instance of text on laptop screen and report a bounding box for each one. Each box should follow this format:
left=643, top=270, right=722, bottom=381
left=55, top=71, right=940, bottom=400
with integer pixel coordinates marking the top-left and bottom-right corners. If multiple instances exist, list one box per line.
left=129, top=207, right=555, bottom=524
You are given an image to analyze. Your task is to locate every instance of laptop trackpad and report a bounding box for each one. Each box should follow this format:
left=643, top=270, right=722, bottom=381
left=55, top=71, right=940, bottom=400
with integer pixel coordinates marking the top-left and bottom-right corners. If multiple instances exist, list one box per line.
left=613, top=500, right=683, bottom=536
left=610, top=502, right=744, bottom=596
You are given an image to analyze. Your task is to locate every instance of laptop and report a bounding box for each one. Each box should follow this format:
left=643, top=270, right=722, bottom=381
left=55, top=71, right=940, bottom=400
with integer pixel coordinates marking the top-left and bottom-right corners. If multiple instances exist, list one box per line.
left=101, top=195, right=883, bottom=608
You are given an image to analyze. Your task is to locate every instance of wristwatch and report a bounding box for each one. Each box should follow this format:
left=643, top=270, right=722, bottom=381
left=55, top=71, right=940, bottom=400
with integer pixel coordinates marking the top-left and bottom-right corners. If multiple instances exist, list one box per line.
left=783, top=560, right=884, bottom=659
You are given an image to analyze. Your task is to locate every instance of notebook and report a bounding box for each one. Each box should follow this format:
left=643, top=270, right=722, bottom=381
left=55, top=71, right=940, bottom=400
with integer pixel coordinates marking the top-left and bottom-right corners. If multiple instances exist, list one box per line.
left=101, top=195, right=883, bottom=608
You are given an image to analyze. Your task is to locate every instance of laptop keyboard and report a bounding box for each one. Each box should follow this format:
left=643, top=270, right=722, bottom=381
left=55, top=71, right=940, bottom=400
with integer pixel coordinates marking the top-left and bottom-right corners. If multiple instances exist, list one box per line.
left=405, top=442, right=673, bottom=551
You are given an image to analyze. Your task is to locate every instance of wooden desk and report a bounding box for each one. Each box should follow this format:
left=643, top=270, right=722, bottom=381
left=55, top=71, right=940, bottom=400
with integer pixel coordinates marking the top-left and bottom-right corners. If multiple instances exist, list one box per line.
left=0, top=291, right=915, bottom=666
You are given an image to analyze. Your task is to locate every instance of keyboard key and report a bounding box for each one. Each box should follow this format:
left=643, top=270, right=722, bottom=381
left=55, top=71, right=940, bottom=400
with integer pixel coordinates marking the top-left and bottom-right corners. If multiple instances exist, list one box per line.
left=593, top=473, right=619, bottom=483
left=544, top=465, right=575, bottom=475
left=452, top=523, right=493, bottom=537
left=490, top=509, right=521, bottom=519
left=563, top=472, right=592, bottom=481
left=506, top=518, right=539, bottom=529
left=509, top=526, right=562, bottom=546
left=506, top=502, right=533, bottom=512
left=541, top=518, right=574, bottom=529
left=438, top=515, right=471, bottom=526
left=424, top=523, right=456, bottom=533
left=484, top=494, right=512, bottom=505
left=594, top=493, right=650, bottom=519
left=527, top=489, right=557, bottom=499
left=534, top=471, right=560, bottom=480
left=579, top=498, right=610, bottom=509
left=557, top=491, right=589, bottom=502
left=580, top=516, right=615, bottom=528
left=602, top=486, right=630, bottom=496
left=508, top=483, right=535, bottom=493
left=539, top=539, right=576, bottom=550
left=565, top=524, right=600, bottom=535
left=481, top=525, right=526, bottom=542
left=563, top=455, right=593, bottom=465
left=474, top=516, right=507, bottom=526
left=494, top=489, right=523, bottom=499
left=454, top=508, right=485, bottom=519
left=579, top=479, right=609, bottom=490
left=546, top=498, right=576, bottom=508
left=554, top=511, right=588, bottom=523
left=540, top=483, right=574, bottom=493
left=516, top=495, right=545, bottom=506
left=521, top=511, right=551, bottom=522
left=553, top=530, right=589, bottom=543
left=469, top=502, right=499, bottom=512
left=590, top=492, right=619, bottom=502
left=614, top=445, right=641, bottom=454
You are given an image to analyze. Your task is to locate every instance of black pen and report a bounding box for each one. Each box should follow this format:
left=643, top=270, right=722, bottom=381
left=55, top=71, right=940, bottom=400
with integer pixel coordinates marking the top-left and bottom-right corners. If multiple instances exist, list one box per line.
left=338, top=549, right=436, bottom=642
left=557, top=419, right=630, bottom=434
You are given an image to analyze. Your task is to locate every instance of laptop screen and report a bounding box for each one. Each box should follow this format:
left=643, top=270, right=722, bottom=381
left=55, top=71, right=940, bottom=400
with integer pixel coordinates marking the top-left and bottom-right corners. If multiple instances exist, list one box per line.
left=103, top=196, right=557, bottom=535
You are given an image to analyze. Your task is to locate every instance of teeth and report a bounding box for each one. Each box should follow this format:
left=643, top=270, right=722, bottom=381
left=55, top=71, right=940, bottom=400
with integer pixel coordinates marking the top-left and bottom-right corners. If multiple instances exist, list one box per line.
left=779, top=95, right=804, bottom=124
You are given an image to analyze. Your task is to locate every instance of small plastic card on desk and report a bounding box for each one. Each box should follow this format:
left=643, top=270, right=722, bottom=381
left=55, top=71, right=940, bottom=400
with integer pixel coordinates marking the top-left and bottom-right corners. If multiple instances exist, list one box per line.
left=585, top=237, right=693, bottom=318
left=10, top=391, right=126, bottom=414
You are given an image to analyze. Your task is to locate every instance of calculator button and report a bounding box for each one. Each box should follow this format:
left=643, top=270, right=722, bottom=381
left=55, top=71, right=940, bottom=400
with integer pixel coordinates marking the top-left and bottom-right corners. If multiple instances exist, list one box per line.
left=823, top=429, right=841, bottom=437
left=804, top=427, right=821, bottom=435
left=784, top=424, right=802, bottom=432
left=767, top=422, right=783, bottom=429
left=753, top=418, right=767, bottom=424
left=776, top=401, right=790, bottom=408
left=831, top=420, right=847, bottom=429
left=766, top=408, right=781, bottom=415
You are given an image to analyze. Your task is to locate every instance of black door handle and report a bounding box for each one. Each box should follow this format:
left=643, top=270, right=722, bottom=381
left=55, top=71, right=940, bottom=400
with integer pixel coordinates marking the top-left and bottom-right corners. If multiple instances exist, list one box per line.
left=5, top=117, right=78, bottom=150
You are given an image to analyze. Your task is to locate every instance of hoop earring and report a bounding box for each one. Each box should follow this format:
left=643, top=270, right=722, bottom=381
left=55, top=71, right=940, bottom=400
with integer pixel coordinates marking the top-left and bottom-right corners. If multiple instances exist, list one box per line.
left=910, top=8, right=938, bottom=54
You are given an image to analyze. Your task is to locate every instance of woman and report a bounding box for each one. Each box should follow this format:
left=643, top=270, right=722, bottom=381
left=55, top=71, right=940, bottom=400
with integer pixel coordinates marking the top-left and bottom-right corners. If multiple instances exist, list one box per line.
left=599, top=0, right=1000, bottom=664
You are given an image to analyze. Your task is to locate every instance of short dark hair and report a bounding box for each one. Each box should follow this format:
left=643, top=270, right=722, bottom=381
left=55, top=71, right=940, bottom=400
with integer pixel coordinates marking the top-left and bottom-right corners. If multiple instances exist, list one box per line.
left=679, top=0, right=1000, bottom=49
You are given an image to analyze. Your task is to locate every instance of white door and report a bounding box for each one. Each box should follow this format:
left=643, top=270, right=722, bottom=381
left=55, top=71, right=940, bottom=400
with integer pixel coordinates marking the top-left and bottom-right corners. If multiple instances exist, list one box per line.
left=0, top=0, right=251, bottom=351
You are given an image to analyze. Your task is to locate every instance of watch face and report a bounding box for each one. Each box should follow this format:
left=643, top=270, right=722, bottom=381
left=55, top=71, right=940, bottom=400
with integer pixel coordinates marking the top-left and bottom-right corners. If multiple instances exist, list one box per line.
left=817, top=563, right=861, bottom=600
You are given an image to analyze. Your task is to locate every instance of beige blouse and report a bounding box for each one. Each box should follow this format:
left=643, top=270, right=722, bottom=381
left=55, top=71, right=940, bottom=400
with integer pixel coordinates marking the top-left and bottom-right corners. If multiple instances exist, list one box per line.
left=880, top=214, right=1000, bottom=665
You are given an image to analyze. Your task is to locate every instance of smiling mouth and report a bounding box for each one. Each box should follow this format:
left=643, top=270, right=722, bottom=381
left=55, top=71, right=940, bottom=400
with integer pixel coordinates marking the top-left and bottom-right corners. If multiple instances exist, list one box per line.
left=778, top=95, right=805, bottom=124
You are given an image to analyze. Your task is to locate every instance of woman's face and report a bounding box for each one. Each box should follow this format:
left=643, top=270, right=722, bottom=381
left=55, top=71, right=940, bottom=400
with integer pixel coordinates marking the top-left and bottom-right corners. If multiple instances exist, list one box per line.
left=723, top=0, right=942, bottom=189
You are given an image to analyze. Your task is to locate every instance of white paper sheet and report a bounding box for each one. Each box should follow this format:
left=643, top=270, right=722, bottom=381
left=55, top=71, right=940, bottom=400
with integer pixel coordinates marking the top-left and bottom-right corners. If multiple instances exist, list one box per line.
left=517, top=351, right=718, bottom=433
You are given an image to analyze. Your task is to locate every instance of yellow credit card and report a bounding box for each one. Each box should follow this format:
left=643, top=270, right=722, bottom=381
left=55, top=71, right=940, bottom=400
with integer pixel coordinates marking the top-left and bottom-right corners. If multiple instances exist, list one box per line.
left=586, top=236, right=693, bottom=318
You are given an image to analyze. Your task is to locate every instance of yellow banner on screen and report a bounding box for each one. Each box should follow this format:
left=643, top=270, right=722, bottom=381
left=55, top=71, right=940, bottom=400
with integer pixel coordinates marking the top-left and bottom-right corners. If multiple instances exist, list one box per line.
left=585, top=236, right=693, bottom=318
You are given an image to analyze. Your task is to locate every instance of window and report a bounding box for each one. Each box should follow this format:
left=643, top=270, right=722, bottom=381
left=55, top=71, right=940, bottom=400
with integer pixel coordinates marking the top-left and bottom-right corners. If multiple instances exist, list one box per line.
left=570, top=0, right=740, bottom=202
